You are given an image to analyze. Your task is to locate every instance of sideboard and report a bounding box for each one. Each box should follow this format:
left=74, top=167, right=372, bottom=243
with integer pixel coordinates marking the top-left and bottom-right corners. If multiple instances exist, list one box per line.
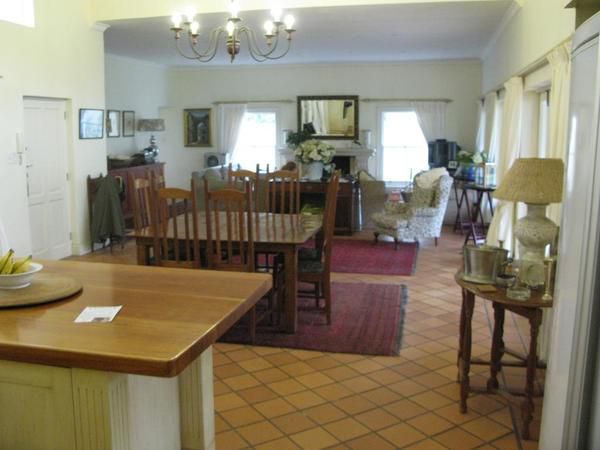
left=108, top=162, right=165, bottom=226
left=299, top=179, right=358, bottom=235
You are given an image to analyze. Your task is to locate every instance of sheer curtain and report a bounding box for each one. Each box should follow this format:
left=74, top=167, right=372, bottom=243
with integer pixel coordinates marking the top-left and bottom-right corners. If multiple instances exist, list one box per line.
left=475, top=99, right=486, bottom=153
left=486, top=77, right=524, bottom=252
left=301, top=100, right=328, bottom=134
left=484, top=92, right=502, bottom=162
left=411, top=101, right=447, bottom=141
left=219, top=103, right=247, bottom=163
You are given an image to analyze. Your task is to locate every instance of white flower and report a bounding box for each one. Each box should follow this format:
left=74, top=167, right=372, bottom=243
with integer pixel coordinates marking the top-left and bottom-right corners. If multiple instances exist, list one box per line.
left=295, top=139, right=336, bottom=164
left=472, top=152, right=483, bottom=164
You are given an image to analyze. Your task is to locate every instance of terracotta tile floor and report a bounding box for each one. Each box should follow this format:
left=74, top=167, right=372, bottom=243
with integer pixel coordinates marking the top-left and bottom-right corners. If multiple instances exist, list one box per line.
left=68, top=227, right=543, bottom=449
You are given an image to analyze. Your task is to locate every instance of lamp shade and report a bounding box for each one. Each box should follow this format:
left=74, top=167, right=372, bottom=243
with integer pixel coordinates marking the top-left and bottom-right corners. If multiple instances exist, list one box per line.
left=137, top=119, right=165, bottom=132
left=493, top=158, right=564, bottom=204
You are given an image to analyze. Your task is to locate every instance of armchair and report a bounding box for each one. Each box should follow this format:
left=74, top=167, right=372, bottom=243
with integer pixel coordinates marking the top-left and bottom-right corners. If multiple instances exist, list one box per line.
left=371, top=169, right=453, bottom=248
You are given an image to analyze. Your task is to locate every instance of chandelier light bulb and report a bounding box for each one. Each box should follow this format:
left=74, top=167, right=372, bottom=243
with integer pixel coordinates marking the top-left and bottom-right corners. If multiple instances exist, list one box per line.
left=283, top=14, right=295, bottom=30
left=263, top=20, right=275, bottom=35
left=271, top=7, right=282, bottom=22
left=190, top=21, right=200, bottom=35
left=171, top=13, right=183, bottom=28
left=184, top=6, right=196, bottom=23
left=226, top=20, right=235, bottom=36
left=229, top=0, right=240, bottom=18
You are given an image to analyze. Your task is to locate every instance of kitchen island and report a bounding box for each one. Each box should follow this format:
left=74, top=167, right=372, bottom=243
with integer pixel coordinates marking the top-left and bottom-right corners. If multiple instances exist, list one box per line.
left=0, top=260, right=271, bottom=450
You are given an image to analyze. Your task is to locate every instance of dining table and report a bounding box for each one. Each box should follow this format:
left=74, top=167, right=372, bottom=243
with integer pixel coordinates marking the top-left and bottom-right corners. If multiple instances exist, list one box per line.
left=130, top=211, right=322, bottom=333
left=0, top=259, right=272, bottom=450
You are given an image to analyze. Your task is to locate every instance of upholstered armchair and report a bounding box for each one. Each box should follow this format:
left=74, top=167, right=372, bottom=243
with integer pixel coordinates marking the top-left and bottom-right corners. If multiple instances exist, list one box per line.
left=371, top=169, right=453, bottom=248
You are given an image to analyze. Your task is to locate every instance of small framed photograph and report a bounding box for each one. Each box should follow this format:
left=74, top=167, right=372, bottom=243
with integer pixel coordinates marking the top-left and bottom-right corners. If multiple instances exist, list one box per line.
left=79, top=109, right=104, bottom=139
left=122, top=110, right=135, bottom=137
left=184, top=108, right=211, bottom=147
left=106, top=110, right=120, bottom=138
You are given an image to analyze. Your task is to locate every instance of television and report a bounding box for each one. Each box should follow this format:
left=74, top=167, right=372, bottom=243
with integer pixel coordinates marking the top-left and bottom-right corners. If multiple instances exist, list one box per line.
left=428, top=139, right=459, bottom=169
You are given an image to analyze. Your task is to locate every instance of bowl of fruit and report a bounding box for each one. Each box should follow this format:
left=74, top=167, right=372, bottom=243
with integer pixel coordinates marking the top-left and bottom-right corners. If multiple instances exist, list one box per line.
left=0, top=250, right=42, bottom=289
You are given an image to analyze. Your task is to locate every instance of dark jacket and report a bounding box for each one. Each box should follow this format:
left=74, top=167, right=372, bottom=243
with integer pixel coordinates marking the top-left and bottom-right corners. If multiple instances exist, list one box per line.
left=90, top=175, right=125, bottom=243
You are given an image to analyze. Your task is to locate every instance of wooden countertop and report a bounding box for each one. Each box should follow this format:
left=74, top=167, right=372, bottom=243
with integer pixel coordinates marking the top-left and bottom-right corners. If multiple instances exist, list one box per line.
left=0, top=260, right=271, bottom=377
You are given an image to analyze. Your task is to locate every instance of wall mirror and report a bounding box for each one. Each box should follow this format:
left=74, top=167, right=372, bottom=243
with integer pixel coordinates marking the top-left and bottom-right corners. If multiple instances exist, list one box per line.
left=297, top=95, right=359, bottom=140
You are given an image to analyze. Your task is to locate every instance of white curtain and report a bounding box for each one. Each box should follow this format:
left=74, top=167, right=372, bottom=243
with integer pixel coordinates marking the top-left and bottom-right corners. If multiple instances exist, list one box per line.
left=475, top=99, right=486, bottom=153
left=219, top=103, right=247, bottom=163
left=485, top=92, right=502, bottom=162
left=411, top=101, right=447, bottom=141
left=486, top=77, right=524, bottom=252
left=301, top=100, right=328, bottom=135
left=0, top=217, right=9, bottom=254
left=546, top=42, right=572, bottom=224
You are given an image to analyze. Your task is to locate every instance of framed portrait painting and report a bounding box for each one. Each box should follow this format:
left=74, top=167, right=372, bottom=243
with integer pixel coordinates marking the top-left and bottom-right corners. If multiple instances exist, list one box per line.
left=79, top=109, right=104, bottom=139
left=106, top=110, right=120, bottom=138
left=184, top=109, right=211, bottom=147
left=122, top=110, right=135, bottom=137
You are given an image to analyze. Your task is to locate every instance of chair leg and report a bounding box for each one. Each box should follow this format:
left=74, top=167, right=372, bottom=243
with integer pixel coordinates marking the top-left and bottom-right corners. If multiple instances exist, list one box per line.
left=373, top=232, right=379, bottom=244
left=435, top=237, right=439, bottom=246
left=324, top=280, right=332, bottom=325
left=314, top=282, right=320, bottom=308
left=394, top=238, right=399, bottom=250
left=249, top=306, right=256, bottom=344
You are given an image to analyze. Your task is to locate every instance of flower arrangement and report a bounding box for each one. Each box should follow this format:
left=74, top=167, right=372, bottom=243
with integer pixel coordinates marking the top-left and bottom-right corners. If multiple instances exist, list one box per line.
left=457, top=150, right=487, bottom=165
left=286, top=130, right=313, bottom=148
left=294, top=139, right=336, bottom=165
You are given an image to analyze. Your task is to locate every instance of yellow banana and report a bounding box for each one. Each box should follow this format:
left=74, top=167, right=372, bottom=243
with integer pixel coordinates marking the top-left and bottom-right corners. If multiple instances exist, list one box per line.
left=12, top=255, right=32, bottom=274
left=1, top=259, right=14, bottom=275
left=0, top=249, right=14, bottom=273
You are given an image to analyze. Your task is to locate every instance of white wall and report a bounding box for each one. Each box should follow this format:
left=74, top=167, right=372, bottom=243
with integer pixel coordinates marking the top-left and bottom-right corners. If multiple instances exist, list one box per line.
left=163, top=60, right=482, bottom=188
left=0, top=0, right=106, bottom=255
left=482, top=0, right=574, bottom=92
left=104, top=54, right=169, bottom=156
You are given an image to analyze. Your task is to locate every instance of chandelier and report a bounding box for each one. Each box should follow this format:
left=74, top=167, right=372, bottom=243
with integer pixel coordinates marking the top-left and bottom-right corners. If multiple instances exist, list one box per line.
left=170, top=1, right=296, bottom=63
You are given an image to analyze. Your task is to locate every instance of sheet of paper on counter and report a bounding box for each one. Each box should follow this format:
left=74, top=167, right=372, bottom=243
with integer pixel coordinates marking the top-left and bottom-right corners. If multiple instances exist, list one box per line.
left=74, top=306, right=123, bottom=323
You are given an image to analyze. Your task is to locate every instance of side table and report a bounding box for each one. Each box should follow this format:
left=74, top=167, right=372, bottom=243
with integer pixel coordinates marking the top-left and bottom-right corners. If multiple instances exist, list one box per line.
left=455, top=273, right=553, bottom=440
left=462, top=183, right=495, bottom=245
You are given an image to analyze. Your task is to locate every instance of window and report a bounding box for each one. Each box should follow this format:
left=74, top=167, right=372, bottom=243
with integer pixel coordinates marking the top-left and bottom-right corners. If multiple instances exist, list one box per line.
left=232, top=109, right=278, bottom=170
left=379, top=110, right=429, bottom=182
left=0, top=0, right=35, bottom=27
left=537, top=91, right=550, bottom=157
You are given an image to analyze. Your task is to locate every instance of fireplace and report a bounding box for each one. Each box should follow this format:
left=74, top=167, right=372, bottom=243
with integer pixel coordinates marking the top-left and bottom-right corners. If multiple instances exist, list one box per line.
left=278, top=146, right=375, bottom=174
left=332, top=156, right=352, bottom=175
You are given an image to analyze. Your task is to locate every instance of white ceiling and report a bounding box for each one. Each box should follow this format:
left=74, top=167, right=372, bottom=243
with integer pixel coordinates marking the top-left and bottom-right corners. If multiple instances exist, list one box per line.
left=104, top=1, right=514, bottom=67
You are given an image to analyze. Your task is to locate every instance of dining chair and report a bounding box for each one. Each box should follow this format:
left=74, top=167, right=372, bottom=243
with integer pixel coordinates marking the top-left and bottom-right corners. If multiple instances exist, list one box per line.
left=129, top=173, right=153, bottom=233
left=204, top=179, right=275, bottom=342
left=151, top=180, right=201, bottom=269
left=297, top=171, right=340, bottom=324
left=262, top=168, right=301, bottom=215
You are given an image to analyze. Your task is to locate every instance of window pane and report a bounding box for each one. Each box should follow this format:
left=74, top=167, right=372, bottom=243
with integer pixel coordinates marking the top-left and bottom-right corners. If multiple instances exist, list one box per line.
left=0, top=0, right=35, bottom=27
left=233, top=112, right=277, bottom=170
left=381, top=111, right=429, bottom=182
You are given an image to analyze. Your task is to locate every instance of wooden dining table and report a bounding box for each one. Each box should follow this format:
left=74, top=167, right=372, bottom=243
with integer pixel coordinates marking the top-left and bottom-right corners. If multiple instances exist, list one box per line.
left=0, top=259, right=272, bottom=450
left=131, top=211, right=322, bottom=333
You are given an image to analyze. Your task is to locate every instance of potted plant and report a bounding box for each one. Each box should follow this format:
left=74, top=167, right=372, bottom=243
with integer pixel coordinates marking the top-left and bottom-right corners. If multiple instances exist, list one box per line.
left=286, top=130, right=313, bottom=148
left=294, top=139, right=336, bottom=180
left=456, top=150, right=488, bottom=181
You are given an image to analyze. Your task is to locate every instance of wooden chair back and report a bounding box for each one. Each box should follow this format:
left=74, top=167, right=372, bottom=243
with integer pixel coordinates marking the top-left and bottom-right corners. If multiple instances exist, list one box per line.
left=204, top=179, right=255, bottom=272
left=321, top=171, right=341, bottom=270
left=262, top=169, right=301, bottom=214
left=151, top=180, right=200, bottom=269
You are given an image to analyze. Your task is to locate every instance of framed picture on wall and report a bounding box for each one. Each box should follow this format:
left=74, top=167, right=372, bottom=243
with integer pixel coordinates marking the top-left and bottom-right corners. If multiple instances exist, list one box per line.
left=122, top=110, right=135, bottom=137
left=184, top=108, right=211, bottom=147
left=79, top=109, right=104, bottom=139
left=106, top=110, right=120, bottom=138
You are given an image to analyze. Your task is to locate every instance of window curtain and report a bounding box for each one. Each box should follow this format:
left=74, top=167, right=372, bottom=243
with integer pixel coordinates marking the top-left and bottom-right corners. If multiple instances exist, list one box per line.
left=485, top=77, right=524, bottom=252
left=484, top=92, right=502, bottom=162
left=411, top=101, right=447, bottom=141
left=475, top=99, right=486, bottom=153
left=546, top=42, right=572, bottom=224
left=219, top=103, right=247, bottom=163
left=301, top=100, right=328, bottom=135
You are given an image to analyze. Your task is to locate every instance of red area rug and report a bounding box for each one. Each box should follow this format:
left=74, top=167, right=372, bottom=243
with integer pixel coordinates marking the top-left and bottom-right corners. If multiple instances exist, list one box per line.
left=331, top=239, right=418, bottom=275
left=220, top=282, right=408, bottom=356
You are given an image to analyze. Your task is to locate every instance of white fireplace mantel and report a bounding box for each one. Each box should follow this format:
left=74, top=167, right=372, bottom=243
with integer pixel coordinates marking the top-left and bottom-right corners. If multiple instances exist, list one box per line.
left=278, top=146, right=375, bottom=173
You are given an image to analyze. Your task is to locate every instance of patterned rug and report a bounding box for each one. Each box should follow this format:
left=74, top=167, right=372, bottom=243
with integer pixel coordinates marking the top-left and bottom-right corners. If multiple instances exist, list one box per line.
left=220, top=282, right=408, bottom=356
left=330, top=239, right=418, bottom=275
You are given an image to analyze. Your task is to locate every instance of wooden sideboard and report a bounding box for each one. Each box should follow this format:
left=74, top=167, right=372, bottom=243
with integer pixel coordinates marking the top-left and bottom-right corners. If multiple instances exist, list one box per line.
left=300, top=179, right=358, bottom=235
left=108, top=162, right=165, bottom=226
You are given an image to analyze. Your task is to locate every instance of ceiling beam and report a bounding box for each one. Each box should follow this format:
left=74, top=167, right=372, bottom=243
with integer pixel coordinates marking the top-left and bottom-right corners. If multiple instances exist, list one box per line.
left=92, top=0, right=510, bottom=22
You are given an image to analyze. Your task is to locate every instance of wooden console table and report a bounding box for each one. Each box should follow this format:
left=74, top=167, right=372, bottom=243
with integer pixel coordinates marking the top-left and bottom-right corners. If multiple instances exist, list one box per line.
left=455, top=273, right=552, bottom=440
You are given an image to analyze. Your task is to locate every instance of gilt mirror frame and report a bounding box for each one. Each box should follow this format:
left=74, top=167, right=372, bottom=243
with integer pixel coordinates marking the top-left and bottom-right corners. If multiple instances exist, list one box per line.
left=297, top=95, right=359, bottom=141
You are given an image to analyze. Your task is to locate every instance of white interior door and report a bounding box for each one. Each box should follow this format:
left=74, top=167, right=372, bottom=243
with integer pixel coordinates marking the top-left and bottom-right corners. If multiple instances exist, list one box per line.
left=24, top=98, right=71, bottom=259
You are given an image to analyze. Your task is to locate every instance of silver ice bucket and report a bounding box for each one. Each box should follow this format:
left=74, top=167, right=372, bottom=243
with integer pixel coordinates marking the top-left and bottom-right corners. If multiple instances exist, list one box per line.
left=462, top=245, right=509, bottom=284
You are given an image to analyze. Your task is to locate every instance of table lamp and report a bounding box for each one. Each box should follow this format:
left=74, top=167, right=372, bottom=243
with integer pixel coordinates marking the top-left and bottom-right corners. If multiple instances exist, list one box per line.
left=493, top=158, right=564, bottom=287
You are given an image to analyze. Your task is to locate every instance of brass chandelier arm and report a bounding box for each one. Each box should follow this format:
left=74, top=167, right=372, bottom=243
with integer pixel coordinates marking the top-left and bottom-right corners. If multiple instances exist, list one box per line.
left=238, top=26, right=291, bottom=62
left=174, top=28, right=225, bottom=62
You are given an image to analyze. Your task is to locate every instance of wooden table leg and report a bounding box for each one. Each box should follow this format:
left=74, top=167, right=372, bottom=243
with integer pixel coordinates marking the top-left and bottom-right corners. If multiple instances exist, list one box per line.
left=460, top=290, right=475, bottom=413
left=487, top=303, right=505, bottom=391
left=283, top=246, right=298, bottom=333
left=522, top=309, right=542, bottom=440
left=457, top=288, right=466, bottom=381
left=136, top=240, right=150, bottom=265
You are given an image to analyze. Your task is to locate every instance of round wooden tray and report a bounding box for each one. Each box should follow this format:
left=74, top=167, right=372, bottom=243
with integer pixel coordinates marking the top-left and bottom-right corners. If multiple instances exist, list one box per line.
left=0, top=273, right=82, bottom=308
